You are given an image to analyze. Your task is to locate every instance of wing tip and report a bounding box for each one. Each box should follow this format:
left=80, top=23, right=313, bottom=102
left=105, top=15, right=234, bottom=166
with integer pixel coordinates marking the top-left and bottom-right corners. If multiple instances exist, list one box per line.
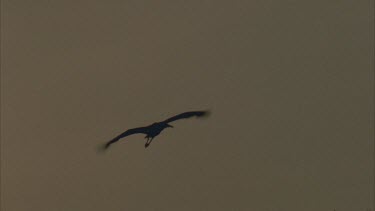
left=198, top=110, right=211, bottom=118
left=96, top=143, right=109, bottom=153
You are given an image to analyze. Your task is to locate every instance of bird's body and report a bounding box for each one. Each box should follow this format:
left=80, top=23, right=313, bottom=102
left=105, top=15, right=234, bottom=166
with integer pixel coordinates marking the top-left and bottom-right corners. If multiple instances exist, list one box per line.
left=144, top=122, right=169, bottom=138
left=102, top=110, right=209, bottom=149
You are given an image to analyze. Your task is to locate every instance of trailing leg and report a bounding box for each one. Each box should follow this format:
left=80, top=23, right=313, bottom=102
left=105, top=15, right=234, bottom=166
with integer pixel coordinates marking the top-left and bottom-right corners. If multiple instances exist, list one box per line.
left=145, top=138, right=153, bottom=148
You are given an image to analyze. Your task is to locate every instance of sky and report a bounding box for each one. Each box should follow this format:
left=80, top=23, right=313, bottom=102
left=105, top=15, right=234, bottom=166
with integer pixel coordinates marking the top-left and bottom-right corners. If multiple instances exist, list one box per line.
left=1, top=0, right=374, bottom=210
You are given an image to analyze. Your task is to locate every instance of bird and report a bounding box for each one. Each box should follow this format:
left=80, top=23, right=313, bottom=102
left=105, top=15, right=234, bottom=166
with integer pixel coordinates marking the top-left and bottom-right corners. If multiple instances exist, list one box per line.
left=101, top=110, right=209, bottom=150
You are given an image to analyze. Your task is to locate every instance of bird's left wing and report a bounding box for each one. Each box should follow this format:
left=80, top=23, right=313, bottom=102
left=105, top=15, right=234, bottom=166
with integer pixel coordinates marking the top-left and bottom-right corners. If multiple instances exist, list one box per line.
left=162, top=110, right=209, bottom=123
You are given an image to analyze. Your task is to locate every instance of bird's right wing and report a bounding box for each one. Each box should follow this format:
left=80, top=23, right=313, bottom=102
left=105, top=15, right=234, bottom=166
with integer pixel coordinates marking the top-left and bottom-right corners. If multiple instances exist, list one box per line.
left=103, top=127, right=148, bottom=150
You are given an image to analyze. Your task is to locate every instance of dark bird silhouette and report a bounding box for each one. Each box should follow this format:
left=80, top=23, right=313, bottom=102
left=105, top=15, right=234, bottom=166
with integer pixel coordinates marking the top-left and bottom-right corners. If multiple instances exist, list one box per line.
left=102, top=110, right=209, bottom=150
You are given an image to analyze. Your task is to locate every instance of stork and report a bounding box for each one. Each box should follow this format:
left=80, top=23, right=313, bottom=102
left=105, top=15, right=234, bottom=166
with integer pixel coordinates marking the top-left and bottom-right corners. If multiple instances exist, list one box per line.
left=102, top=110, right=209, bottom=149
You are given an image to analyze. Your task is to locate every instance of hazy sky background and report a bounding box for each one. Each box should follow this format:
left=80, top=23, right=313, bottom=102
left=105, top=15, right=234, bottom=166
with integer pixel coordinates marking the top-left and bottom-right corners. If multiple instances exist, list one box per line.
left=1, top=0, right=373, bottom=210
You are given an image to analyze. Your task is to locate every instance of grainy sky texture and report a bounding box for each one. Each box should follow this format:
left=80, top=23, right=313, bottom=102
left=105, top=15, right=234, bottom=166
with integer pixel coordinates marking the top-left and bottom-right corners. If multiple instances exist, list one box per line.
left=1, top=0, right=374, bottom=211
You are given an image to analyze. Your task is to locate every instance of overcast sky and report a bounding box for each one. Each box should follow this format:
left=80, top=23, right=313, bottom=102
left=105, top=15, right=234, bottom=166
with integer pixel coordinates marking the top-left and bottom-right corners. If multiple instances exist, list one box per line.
left=1, top=0, right=373, bottom=210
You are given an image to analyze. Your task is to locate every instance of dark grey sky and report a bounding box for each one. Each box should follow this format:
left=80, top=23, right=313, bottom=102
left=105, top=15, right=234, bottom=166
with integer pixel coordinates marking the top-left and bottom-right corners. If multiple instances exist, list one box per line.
left=1, top=0, right=373, bottom=210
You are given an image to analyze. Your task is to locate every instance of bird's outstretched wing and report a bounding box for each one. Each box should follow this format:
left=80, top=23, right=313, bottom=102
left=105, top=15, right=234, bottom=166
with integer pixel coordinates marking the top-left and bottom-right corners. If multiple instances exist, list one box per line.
left=102, top=127, right=148, bottom=150
left=163, top=110, right=209, bottom=123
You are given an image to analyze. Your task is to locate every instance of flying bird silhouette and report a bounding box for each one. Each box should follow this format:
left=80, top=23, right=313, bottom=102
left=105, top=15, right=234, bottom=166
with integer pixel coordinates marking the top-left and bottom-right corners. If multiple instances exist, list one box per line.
left=102, top=110, right=209, bottom=149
